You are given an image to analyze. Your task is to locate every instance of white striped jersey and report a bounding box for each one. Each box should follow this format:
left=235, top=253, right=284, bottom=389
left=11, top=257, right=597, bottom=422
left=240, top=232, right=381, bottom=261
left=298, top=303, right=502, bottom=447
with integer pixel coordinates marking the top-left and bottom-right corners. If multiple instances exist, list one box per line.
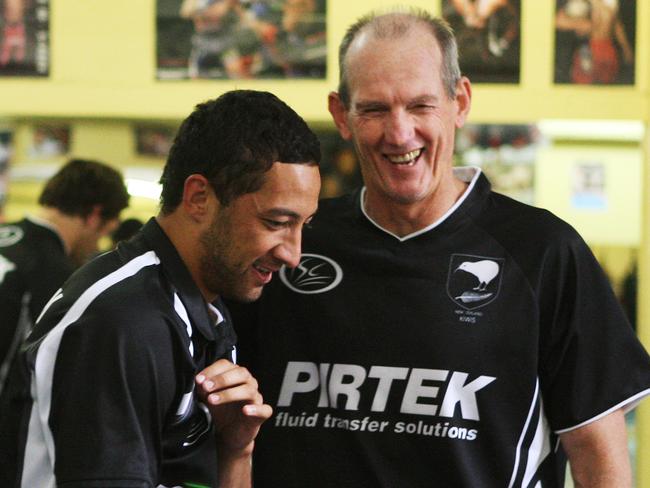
left=0, top=218, right=236, bottom=488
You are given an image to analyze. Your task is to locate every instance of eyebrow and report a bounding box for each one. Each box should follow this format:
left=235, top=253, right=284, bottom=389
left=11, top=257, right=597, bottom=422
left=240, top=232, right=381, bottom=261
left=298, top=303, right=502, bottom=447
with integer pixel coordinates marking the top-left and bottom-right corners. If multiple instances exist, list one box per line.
left=264, top=207, right=319, bottom=221
left=262, top=208, right=302, bottom=220
left=355, top=100, right=387, bottom=110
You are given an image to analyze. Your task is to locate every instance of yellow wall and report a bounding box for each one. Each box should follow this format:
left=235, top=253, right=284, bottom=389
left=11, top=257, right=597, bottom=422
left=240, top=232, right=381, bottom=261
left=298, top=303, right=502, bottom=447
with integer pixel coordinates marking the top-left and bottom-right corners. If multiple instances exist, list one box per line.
left=0, top=1, right=648, bottom=122
left=536, top=142, right=643, bottom=246
left=639, top=125, right=650, bottom=488
left=1, top=0, right=650, bottom=484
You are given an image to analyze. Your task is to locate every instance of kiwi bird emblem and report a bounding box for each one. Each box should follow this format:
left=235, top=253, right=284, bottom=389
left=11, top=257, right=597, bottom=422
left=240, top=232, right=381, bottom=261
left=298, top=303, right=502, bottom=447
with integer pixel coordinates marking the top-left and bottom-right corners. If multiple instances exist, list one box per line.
left=455, top=260, right=500, bottom=291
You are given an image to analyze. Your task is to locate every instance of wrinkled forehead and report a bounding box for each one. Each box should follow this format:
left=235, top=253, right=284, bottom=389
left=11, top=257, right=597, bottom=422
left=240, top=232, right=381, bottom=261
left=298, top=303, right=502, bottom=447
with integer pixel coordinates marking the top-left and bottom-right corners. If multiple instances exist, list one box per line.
left=344, top=24, right=445, bottom=100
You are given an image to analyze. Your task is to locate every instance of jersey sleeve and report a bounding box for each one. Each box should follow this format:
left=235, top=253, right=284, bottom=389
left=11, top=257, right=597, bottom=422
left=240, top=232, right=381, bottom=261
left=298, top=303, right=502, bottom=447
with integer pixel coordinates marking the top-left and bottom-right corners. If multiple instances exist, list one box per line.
left=47, top=306, right=180, bottom=486
left=537, top=228, right=650, bottom=432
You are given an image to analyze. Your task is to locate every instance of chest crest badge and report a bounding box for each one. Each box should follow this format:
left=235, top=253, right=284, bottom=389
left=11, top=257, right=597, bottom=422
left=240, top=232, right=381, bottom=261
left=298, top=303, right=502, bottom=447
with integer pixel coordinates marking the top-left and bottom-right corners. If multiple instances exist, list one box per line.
left=447, top=254, right=504, bottom=310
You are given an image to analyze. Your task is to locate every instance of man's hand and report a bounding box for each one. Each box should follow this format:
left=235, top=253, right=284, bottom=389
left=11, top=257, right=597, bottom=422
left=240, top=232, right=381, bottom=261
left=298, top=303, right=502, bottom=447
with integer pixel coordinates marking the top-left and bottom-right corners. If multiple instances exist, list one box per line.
left=195, top=359, right=272, bottom=454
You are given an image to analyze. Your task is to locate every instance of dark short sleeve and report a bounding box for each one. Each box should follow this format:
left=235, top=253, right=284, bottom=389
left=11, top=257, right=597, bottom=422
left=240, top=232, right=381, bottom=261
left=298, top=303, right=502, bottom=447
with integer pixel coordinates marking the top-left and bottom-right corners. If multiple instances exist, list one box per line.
left=537, top=229, right=650, bottom=432
left=49, top=306, right=179, bottom=486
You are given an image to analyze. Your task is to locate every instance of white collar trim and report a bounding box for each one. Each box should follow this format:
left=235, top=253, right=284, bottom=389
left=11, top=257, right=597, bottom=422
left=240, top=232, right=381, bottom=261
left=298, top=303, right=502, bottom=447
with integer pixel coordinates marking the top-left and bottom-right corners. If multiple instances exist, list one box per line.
left=207, top=302, right=225, bottom=326
left=359, top=167, right=482, bottom=242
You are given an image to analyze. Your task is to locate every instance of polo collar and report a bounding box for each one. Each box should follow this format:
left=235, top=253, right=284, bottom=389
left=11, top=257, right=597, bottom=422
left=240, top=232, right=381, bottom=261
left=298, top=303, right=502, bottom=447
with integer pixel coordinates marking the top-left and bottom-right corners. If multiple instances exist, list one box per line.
left=141, top=218, right=216, bottom=341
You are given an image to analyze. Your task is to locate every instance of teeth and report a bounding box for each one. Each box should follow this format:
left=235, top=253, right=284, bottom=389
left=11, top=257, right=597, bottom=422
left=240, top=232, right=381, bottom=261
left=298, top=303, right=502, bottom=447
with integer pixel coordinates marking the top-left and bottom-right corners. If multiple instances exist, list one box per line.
left=254, top=264, right=271, bottom=273
left=387, top=149, right=422, bottom=164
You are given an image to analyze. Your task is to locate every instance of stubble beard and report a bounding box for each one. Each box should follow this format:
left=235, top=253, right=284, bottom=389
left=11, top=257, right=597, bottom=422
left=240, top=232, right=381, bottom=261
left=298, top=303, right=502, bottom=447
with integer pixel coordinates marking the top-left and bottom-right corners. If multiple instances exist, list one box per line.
left=198, top=213, right=260, bottom=304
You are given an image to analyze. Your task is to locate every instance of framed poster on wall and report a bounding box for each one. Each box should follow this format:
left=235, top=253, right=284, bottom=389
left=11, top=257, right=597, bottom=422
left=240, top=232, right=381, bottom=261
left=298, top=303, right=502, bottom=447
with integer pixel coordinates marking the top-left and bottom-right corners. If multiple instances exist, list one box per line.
left=441, top=0, right=521, bottom=83
left=28, top=124, right=69, bottom=159
left=454, top=123, right=540, bottom=204
left=554, top=0, right=636, bottom=85
left=0, top=0, right=49, bottom=76
left=156, top=0, right=327, bottom=80
left=571, top=161, right=607, bottom=210
left=134, top=125, right=176, bottom=158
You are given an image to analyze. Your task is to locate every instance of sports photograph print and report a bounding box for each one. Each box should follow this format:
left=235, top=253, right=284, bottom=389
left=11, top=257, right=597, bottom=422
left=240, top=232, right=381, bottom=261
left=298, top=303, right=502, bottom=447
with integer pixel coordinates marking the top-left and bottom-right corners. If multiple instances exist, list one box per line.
left=156, top=0, right=326, bottom=80
left=0, top=0, right=49, bottom=76
left=554, top=0, right=636, bottom=85
left=441, top=0, right=521, bottom=83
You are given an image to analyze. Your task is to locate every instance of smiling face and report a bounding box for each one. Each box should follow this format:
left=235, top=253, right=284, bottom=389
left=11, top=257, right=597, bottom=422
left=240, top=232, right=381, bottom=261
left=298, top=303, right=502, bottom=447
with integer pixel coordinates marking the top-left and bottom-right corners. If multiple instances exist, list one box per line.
left=329, top=22, right=471, bottom=229
left=199, top=162, right=320, bottom=303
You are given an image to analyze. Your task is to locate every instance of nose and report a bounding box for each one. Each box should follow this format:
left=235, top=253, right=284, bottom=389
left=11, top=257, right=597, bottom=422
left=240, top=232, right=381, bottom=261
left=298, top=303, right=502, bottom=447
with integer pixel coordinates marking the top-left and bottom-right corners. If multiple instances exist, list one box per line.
left=274, top=228, right=302, bottom=269
left=384, top=109, right=414, bottom=147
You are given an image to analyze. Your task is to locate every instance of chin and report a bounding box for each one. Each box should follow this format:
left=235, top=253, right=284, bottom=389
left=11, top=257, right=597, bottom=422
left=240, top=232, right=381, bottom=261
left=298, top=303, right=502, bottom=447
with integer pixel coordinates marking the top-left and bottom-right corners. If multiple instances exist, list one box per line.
left=222, top=287, right=263, bottom=304
left=386, top=189, right=425, bottom=205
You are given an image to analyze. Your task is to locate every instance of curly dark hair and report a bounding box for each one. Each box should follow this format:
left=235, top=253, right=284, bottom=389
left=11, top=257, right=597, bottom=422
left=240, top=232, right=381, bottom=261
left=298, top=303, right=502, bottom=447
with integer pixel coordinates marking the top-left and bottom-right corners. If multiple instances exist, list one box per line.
left=159, top=90, right=321, bottom=214
left=38, top=158, right=129, bottom=220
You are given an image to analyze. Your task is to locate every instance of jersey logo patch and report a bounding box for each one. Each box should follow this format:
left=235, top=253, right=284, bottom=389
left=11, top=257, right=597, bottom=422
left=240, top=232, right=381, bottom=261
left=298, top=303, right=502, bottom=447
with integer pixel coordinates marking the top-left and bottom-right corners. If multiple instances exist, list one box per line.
left=0, top=225, right=24, bottom=247
left=447, top=254, right=504, bottom=310
left=0, top=254, right=16, bottom=284
left=280, top=253, right=343, bottom=294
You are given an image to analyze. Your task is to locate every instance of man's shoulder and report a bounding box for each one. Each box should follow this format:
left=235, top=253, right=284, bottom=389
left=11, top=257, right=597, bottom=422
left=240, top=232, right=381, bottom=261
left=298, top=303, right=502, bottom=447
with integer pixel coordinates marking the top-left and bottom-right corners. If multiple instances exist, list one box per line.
left=53, top=248, right=166, bottom=315
left=33, top=251, right=177, bottom=348
left=0, top=219, right=69, bottom=280
left=471, top=190, right=581, bottom=245
left=81, top=248, right=168, bottom=307
left=0, top=220, right=41, bottom=253
left=308, top=193, right=359, bottom=232
left=316, top=193, right=357, bottom=216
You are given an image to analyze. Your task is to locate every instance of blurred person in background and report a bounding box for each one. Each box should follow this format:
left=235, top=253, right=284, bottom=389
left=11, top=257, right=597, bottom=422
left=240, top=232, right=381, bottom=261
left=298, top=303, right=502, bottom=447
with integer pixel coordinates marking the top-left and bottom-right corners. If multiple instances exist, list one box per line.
left=0, top=158, right=129, bottom=395
left=110, top=217, right=144, bottom=248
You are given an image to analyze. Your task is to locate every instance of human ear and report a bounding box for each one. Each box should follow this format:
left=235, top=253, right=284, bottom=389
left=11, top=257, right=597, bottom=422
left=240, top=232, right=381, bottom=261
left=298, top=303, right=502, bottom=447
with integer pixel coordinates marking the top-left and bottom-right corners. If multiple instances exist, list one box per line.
left=182, top=174, right=214, bottom=221
left=328, top=91, right=353, bottom=140
left=454, top=76, right=472, bottom=129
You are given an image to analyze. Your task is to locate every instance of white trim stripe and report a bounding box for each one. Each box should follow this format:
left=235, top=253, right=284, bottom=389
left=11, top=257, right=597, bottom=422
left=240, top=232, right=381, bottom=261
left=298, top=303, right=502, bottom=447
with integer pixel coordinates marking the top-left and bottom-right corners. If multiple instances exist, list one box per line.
left=522, top=396, right=551, bottom=488
left=36, top=288, right=63, bottom=324
left=555, top=388, right=650, bottom=434
left=508, top=378, right=540, bottom=488
left=207, top=303, right=236, bottom=363
left=172, top=293, right=195, bottom=417
left=175, top=391, right=194, bottom=417
left=360, top=167, right=482, bottom=242
left=207, top=302, right=224, bottom=325
left=21, top=251, right=160, bottom=488
left=173, top=293, right=194, bottom=358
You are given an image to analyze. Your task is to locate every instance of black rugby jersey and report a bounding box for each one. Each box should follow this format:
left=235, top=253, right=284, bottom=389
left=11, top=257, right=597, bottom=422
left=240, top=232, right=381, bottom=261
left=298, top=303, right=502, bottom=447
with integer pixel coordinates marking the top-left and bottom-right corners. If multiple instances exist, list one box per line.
left=0, top=218, right=236, bottom=488
left=232, top=168, right=650, bottom=488
left=0, top=218, right=74, bottom=395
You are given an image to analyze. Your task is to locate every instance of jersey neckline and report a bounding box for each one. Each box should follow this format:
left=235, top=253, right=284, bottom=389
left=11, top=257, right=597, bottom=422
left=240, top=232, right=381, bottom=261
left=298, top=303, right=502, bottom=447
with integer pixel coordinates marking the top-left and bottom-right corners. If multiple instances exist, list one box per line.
left=359, top=166, right=482, bottom=242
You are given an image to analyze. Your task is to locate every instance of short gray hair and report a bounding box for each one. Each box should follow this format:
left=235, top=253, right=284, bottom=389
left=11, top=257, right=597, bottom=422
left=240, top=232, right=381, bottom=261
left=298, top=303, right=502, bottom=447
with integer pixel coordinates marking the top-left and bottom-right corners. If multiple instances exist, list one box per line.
left=337, top=8, right=461, bottom=107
